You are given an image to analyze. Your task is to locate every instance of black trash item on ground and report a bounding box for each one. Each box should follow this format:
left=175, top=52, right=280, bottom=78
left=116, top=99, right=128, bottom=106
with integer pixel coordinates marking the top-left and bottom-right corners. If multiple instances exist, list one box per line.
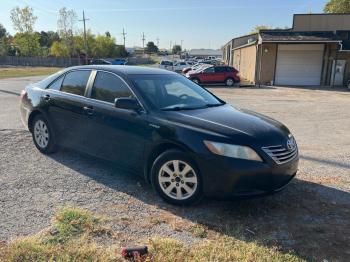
left=121, top=246, right=148, bottom=260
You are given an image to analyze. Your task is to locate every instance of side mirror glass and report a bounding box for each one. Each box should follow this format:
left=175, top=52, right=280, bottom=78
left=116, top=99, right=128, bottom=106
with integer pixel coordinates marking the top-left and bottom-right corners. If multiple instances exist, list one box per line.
left=114, top=97, right=140, bottom=111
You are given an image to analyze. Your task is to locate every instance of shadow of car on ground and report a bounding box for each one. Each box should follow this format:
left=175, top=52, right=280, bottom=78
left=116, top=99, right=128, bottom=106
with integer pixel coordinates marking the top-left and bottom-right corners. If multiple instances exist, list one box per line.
left=48, top=148, right=350, bottom=261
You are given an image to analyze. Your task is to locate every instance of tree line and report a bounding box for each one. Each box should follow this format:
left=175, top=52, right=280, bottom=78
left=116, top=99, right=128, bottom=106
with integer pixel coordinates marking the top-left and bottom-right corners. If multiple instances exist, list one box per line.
left=0, top=6, right=128, bottom=58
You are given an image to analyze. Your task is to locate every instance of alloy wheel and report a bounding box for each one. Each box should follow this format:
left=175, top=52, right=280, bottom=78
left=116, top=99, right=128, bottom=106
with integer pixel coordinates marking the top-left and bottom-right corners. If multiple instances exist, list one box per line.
left=226, top=78, right=234, bottom=86
left=34, top=120, right=49, bottom=149
left=158, top=160, right=198, bottom=200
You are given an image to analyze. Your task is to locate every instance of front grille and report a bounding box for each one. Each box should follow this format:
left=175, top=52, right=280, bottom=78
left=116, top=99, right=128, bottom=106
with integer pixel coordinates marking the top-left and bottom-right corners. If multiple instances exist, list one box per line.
left=262, top=144, right=298, bottom=164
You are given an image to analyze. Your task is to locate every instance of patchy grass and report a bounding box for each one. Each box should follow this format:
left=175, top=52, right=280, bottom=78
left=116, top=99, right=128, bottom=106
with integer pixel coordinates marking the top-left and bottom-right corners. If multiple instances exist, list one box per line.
left=189, top=224, right=208, bottom=238
left=147, top=237, right=305, bottom=262
left=0, top=206, right=305, bottom=262
left=0, top=237, right=115, bottom=262
left=0, top=67, right=62, bottom=79
left=45, top=206, right=101, bottom=244
left=0, top=207, right=115, bottom=261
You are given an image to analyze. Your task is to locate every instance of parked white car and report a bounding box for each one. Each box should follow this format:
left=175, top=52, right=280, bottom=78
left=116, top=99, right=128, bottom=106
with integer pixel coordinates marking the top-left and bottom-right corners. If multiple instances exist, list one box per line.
left=173, top=61, right=193, bottom=72
left=159, top=60, right=174, bottom=70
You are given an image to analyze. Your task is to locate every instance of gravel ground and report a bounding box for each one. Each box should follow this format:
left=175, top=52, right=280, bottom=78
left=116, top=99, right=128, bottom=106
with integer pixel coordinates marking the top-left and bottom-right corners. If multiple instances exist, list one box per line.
left=0, top=76, right=349, bottom=261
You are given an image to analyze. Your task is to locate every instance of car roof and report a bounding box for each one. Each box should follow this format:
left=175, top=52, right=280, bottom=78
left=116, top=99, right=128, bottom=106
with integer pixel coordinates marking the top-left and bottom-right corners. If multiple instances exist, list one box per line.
left=63, top=65, right=177, bottom=76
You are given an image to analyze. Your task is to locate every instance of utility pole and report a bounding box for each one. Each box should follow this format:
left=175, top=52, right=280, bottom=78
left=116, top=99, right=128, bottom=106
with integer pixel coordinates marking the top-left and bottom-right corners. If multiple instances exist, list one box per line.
left=141, top=32, right=145, bottom=54
left=181, top=40, right=183, bottom=50
left=170, top=41, right=172, bottom=52
left=79, top=11, right=90, bottom=64
left=121, top=28, right=127, bottom=46
left=156, top=37, right=159, bottom=48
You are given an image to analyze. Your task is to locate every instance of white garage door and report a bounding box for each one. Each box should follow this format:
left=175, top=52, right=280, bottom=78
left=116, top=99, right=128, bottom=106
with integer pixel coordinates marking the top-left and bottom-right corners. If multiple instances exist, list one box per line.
left=275, top=44, right=324, bottom=86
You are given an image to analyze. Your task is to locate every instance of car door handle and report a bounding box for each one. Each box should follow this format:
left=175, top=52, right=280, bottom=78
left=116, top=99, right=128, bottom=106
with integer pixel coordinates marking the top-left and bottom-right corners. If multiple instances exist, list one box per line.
left=44, top=94, right=51, bottom=101
left=83, top=106, right=94, bottom=115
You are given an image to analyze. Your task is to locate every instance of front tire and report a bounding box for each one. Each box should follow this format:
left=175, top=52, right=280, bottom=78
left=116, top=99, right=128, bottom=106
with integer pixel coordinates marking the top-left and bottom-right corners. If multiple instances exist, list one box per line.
left=191, top=78, right=200, bottom=85
left=225, top=78, right=234, bottom=87
left=151, top=149, right=203, bottom=206
left=31, top=114, right=57, bottom=154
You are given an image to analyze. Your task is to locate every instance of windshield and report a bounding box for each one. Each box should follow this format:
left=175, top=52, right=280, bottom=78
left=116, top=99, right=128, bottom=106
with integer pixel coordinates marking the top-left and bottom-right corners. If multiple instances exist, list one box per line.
left=130, top=74, right=224, bottom=111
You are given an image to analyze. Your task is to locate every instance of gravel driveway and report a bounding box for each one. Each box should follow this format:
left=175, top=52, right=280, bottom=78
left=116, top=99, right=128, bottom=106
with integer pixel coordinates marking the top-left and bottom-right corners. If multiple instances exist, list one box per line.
left=0, top=76, right=349, bottom=261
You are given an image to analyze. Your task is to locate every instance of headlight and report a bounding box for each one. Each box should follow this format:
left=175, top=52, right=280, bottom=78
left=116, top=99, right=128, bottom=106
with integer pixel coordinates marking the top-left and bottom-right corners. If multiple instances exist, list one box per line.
left=204, top=140, right=263, bottom=162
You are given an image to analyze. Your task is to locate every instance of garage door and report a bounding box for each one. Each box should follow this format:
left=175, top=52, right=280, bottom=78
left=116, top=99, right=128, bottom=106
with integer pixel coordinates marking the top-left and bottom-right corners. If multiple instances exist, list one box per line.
left=275, top=44, right=324, bottom=86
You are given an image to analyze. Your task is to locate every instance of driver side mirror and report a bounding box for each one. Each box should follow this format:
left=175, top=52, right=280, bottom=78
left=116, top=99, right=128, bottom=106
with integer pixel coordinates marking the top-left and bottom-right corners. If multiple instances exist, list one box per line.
left=114, top=97, right=140, bottom=111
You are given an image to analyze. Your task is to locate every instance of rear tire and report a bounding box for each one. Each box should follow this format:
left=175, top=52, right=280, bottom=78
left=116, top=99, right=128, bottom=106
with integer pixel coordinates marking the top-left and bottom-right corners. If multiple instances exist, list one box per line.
left=31, top=114, right=57, bottom=154
left=150, top=149, right=203, bottom=206
left=225, top=78, right=234, bottom=87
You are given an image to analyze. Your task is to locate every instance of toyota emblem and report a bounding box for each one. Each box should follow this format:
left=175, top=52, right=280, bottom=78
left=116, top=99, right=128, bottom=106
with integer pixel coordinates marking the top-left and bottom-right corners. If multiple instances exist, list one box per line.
left=286, top=139, right=295, bottom=151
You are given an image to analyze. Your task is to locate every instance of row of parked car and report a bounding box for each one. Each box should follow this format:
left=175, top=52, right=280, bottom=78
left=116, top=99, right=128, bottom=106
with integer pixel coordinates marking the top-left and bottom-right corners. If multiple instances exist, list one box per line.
left=184, top=64, right=240, bottom=87
left=160, top=59, right=240, bottom=87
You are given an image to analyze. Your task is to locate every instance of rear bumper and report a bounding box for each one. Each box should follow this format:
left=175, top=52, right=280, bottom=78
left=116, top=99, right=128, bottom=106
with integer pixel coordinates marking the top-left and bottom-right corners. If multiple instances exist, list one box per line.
left=195, top=153, right=298, bottom=198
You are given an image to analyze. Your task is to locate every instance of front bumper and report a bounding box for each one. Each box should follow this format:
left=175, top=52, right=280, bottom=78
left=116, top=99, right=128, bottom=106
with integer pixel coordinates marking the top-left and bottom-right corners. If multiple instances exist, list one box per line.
left=195, top=153, right=298, bottom=198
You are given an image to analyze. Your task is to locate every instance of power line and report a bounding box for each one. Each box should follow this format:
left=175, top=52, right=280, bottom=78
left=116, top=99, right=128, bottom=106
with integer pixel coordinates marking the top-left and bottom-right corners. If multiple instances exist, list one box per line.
left=79, top=11, right=90, bottom=64
left=121, top=28, right=127, bottom=46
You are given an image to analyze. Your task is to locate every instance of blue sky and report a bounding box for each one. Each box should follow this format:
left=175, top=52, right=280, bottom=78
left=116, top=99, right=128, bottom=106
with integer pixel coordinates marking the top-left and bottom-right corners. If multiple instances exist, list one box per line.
left=0, top=0, right=327, bottom=49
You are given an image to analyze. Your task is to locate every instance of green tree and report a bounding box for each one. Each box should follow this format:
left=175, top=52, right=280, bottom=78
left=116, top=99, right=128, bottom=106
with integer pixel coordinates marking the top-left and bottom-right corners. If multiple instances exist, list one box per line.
left=0, top=23, right=7, bottom=39
left=57, top=7, right=77, bottom=56
left=10, top=6, right=40, bottom=56
left=115, top=45, right=128, bottom=58
left=172, top=44, right=182, bottom=55
left=50, top=41, right=70, bottom=57
left=92, top=34, right=118, bottom=57
left=38, top=31, right=60, bottom=47
left=10, top=6, right=37, bottom=34
left=14, top=33, right=41, bottom=56
left=146, top=41, right=158, bottom=53
left=73, top=31, right=96, bottom=57
left=0, top=23, right=8, bottom=56
left=250, top=25, right=272, bottom=34
left=324, top=0, right=350, bottom=13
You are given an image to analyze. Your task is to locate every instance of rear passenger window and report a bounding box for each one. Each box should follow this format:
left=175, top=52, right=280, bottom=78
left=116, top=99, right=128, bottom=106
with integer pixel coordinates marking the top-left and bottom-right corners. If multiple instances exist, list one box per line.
left=91, top=71, right=132, bottom=103
left=215, top=67, right=225, bottom=73
left=61, top=70, right=91, bottom=96
left=48, top=76, right=63, bottom=90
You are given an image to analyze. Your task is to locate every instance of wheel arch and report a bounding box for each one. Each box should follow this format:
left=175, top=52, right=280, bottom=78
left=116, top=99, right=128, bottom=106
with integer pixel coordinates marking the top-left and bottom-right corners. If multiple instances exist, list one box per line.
left=28, top=110, right=43, bottom=133
left=144, top=141, right=193, bottom=183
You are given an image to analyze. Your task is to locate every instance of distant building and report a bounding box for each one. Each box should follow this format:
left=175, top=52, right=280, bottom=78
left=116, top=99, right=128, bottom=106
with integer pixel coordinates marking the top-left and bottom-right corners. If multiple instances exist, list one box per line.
left=125, top=47, right=135, bottom=55
left=222, top=13, right=350, bottom=86
left=189, top=49, right=222, bottom=58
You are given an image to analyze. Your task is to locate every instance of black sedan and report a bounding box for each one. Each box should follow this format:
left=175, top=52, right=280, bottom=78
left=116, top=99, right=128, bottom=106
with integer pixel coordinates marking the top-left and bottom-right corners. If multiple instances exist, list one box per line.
left=20, top=65, right=298, bottom=205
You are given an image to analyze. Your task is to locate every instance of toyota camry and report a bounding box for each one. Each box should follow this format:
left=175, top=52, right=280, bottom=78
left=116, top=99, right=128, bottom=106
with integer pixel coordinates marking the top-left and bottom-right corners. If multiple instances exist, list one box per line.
left=20, top=65, right=298, bottom=205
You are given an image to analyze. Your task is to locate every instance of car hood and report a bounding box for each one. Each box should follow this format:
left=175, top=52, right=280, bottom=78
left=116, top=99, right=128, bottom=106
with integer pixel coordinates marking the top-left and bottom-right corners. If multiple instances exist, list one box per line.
left=163, top=104, right=290, bottom=146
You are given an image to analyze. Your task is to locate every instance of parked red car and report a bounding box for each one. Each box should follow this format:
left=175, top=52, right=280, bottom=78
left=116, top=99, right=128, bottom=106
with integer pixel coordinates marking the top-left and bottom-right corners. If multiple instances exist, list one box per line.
left=186, top=66, right=240, bottom=87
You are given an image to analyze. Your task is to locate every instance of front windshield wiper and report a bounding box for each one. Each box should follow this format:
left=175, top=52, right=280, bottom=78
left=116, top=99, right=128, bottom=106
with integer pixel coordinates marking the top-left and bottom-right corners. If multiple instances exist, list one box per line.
left=205, top=102, right=226, bottom=107
left=161, top=106, right=207, bottom=111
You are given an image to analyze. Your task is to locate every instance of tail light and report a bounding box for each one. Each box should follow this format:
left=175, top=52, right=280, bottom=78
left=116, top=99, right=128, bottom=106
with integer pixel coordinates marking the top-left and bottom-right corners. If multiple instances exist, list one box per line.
left=20, top=90, right=27, bottom=99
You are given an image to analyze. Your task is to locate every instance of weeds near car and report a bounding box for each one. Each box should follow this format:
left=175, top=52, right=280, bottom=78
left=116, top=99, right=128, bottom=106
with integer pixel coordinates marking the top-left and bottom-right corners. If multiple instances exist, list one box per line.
left=189, top=224, right=208, bottom=238
left=0, top=206, right=305, bottom=262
